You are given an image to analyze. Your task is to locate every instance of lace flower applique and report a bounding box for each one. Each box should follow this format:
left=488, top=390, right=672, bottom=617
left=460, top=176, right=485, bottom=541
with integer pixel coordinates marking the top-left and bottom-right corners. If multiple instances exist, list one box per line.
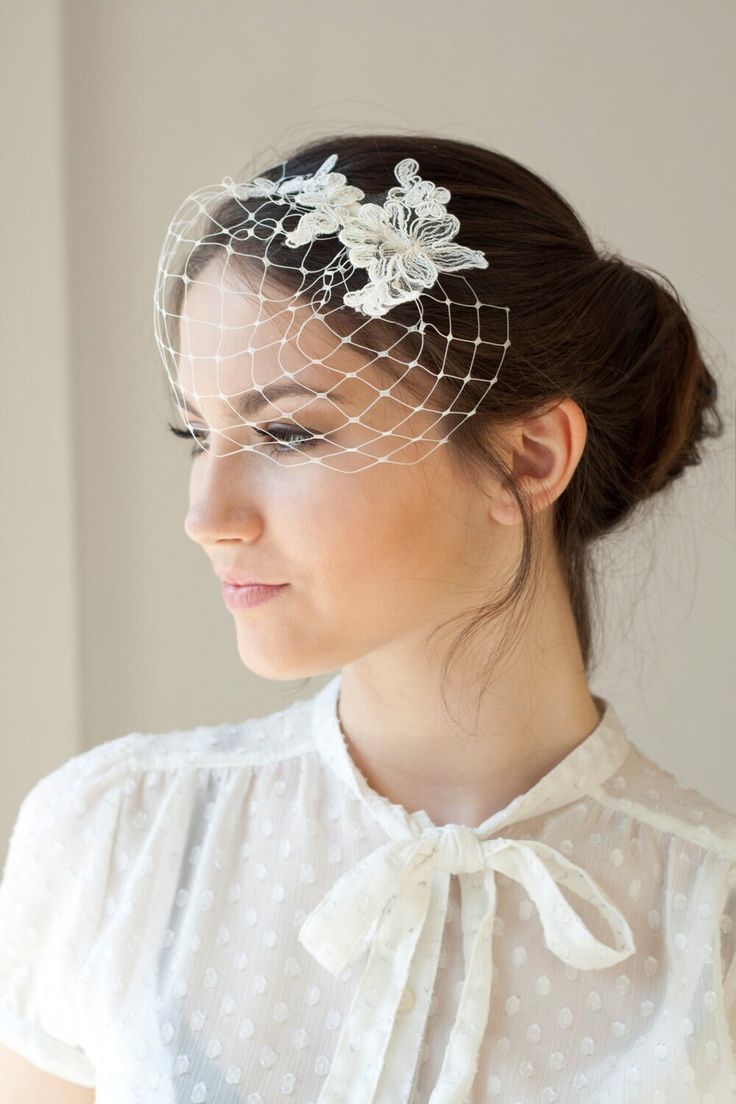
left=225, top=156, right=489, bottom=319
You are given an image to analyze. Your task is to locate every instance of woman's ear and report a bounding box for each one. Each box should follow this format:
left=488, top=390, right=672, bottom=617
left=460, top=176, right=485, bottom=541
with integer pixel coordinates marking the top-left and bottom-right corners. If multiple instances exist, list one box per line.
left=489, top=398, right=588, bottom=527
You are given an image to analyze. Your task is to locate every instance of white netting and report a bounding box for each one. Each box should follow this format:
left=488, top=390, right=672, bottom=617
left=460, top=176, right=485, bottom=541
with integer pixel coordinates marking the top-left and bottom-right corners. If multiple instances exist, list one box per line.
left=153, top=153, right=511, bottom=472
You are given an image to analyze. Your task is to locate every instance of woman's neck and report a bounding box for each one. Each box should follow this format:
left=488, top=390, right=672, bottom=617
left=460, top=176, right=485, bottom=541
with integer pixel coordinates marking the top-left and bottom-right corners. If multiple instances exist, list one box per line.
left=335, top=571, right=601, bottom=828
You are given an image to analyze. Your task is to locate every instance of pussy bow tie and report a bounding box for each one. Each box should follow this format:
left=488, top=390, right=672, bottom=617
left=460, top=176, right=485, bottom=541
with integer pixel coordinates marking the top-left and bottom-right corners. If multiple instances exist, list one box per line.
left=298, top=823, right=636, bottom=1104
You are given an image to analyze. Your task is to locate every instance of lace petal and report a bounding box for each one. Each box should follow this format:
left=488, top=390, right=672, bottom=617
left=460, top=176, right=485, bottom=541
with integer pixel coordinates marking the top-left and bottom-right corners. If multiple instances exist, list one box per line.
left=284, top=208, right=341, bottom=247
left=400, top=248, right=439, bottom=287
left=346, top=241, right=384, bottom=269
left=393, top=158, right=421, bottom=190
left=431, top=243, right=489, bottom=272
left=415, top=214, right=460, bottom=248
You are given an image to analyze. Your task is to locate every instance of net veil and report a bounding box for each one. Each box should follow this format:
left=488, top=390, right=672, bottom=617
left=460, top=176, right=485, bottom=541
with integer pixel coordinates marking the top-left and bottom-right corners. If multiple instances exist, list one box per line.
left=153, top=153, right=511, bottom=472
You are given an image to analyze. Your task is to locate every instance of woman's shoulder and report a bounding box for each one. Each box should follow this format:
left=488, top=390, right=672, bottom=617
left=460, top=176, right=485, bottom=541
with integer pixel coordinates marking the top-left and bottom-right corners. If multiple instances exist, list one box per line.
left=5, top=692, right=321, bottom=901
left=4, top=694, right=317, bottom=858
left=596, top=736, right=736, bottom=864
left=49, top=691, right=318, bottom=783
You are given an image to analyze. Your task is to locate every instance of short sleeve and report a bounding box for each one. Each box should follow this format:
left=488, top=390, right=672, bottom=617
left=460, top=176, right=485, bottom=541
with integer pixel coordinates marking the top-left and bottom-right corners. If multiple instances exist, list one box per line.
left=0, top=738, right=138, bottom=1086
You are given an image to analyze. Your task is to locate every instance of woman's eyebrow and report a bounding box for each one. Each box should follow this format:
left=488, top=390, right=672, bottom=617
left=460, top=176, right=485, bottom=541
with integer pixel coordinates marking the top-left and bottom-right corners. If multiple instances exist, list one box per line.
left=177, top=379, right=351, bottom=420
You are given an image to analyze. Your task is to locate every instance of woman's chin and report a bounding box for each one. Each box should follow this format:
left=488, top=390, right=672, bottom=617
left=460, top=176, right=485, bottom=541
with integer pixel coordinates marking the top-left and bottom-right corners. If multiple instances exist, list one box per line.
left=233, top=640, right=319, bottom=683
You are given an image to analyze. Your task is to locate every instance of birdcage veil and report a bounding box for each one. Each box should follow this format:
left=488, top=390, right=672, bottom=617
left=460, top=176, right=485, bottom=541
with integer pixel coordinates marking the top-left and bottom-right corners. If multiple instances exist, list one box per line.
left=154, top=153, right=511, bottom=472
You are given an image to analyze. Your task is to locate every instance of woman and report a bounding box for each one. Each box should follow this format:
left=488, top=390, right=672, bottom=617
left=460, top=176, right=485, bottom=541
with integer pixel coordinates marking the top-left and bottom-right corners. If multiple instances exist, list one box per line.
left=0, top=133, right=732, bottom=1103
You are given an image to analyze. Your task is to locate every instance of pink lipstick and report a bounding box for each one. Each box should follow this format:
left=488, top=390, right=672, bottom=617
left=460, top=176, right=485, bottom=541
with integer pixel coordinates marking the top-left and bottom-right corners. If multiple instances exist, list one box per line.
left=221, top=582, right=289, bottom=610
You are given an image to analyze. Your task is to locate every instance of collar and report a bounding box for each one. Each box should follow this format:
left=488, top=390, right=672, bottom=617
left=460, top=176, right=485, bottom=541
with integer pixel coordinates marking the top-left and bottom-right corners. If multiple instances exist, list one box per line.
left=300, top=671, right=636, bottom=1104
left=310, top=671, right=632, bottom=839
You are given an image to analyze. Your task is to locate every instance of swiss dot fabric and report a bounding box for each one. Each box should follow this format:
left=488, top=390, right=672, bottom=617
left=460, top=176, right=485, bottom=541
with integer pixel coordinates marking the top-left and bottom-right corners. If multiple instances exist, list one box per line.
left=1, top=672, right=736, bottom=1103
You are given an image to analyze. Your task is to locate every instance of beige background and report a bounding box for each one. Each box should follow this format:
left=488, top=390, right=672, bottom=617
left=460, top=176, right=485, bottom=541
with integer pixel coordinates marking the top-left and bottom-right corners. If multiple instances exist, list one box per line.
left=1, top=0, right=734, bottom=863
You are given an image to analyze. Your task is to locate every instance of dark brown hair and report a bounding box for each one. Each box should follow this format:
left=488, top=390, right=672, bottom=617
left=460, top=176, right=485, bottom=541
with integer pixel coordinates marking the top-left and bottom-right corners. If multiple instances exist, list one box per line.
left=165, top=133, right=725, bottom=715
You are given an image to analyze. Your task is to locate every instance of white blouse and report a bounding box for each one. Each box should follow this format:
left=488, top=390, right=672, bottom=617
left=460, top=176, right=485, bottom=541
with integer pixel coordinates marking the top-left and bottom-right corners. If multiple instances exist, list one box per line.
left=1, top=672, right=736, bottom=1104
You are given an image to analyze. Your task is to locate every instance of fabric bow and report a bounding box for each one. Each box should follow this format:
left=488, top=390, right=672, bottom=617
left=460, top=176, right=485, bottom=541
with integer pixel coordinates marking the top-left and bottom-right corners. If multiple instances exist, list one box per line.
left=298, top=824, right=636, bottom=1104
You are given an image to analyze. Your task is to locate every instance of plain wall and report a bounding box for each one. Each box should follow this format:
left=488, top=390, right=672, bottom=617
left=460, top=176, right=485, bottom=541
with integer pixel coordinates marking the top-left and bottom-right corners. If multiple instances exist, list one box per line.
left=1, top=0, right=734, bottom=862
left=0, top=0, right=80, bottom=851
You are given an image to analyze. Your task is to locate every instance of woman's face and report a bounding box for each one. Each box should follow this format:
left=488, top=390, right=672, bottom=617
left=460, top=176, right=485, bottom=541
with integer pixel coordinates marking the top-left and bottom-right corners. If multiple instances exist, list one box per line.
left=176, top=265, right=504, bottom=681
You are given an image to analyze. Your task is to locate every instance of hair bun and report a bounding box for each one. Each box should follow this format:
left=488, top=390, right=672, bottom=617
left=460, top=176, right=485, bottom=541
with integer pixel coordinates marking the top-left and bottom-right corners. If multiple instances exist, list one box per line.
left=625, top=266, right=724, bottom=499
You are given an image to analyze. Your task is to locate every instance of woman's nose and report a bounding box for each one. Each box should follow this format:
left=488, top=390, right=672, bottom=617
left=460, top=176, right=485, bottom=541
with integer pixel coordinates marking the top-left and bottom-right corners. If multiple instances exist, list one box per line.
left=183, top=455, right=263, bottom=546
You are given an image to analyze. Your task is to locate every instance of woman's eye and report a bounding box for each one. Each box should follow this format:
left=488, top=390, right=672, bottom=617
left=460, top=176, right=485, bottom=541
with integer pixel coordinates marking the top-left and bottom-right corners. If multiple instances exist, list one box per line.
left=167, top=422, right=322, bottom=458
left=167, top=424, right=210, bottom=458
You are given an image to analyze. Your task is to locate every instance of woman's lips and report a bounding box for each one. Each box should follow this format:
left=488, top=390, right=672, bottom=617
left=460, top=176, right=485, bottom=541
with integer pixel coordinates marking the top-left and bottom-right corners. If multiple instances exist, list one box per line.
left=221, top=582, right=289, bottom=610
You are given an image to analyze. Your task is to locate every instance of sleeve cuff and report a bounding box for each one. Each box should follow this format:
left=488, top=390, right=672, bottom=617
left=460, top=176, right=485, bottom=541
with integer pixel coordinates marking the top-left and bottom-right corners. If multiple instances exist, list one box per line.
left=0, top=1006, right=95, bottom=1087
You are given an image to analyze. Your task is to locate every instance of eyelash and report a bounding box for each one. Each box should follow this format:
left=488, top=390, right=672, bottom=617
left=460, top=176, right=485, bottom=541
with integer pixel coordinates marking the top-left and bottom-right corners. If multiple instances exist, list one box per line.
left=167, top=422, right=321, bottom=457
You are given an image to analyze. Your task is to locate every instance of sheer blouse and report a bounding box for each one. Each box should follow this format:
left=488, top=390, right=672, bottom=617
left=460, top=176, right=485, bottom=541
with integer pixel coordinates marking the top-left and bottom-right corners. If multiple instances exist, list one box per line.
left=1, top=672, right=735, bottom=1103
